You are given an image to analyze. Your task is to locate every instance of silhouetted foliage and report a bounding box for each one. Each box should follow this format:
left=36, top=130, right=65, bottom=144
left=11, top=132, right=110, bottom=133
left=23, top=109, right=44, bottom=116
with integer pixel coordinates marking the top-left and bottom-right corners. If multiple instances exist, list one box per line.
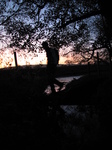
left=0, top=0, right=112, bottom=63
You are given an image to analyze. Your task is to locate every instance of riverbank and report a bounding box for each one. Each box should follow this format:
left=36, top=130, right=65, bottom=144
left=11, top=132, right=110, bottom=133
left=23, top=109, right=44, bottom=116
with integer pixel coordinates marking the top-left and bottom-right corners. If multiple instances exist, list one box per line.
left=45, top=72, right=112, bottom=104
left=0, top=64, right=112, bottom=105
left=0, top=64, right=112, bottom=148
left=0, top=63, right=111, bottom=77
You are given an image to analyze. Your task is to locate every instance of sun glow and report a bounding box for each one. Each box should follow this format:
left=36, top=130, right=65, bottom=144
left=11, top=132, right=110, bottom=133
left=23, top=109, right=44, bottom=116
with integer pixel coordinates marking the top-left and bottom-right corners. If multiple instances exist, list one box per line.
left=0, top=48, right=72, bottom=68
left=0, top=47, right=83, bottom=68
left=0, top=48, right=47, bottom=68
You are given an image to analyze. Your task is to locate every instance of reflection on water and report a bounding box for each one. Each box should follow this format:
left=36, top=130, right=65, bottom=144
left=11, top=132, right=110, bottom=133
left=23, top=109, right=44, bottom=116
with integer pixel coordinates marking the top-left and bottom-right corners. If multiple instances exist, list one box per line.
left=60, top=105, right=77, bottom=114
left=57, top=76, right=81, bottom=82
left=44, top=75, right=82, bottom=95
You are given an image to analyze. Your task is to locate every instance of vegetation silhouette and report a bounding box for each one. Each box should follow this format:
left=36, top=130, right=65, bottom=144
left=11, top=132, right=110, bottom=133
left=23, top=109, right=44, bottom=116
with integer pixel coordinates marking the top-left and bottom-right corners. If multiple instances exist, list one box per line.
left=0, top=0, right=112, bottom=64
left=0, top=0, right=112, bottom=149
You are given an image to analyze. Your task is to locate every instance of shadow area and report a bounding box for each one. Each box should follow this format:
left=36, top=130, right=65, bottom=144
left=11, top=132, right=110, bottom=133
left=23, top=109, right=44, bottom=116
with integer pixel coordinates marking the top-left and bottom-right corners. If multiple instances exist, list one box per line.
left=0, top=68, right=112, bottom=149
left=0, top=68, right=112, bottom=104
left=44, top=73, right=112, bottom=105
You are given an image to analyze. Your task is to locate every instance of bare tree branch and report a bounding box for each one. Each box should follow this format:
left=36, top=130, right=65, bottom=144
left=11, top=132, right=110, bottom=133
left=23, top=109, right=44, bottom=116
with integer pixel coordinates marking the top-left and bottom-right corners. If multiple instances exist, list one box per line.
left=59, top=10, right=101, bottom=28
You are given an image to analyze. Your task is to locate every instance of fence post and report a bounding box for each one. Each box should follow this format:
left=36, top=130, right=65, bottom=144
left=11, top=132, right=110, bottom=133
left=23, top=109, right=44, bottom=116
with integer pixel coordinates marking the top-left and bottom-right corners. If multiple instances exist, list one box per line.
left=14, top=51, right=18, bottom=68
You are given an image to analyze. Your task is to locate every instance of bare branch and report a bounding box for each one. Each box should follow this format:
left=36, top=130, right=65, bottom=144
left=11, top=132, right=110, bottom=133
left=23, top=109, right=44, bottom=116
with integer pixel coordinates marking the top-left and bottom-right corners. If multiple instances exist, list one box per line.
left=59, top=10, right=101, bottom=28
left=0, top=1, right=25, bottom=25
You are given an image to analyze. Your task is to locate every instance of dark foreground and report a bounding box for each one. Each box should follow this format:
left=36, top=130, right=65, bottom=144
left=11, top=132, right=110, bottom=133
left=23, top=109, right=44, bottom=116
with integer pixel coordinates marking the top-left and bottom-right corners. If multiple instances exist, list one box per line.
left=47, top=72, right=112, bottom=104
left=0, top=65, right=112, bottom=149
left=0, top=64, right=112, bottom=104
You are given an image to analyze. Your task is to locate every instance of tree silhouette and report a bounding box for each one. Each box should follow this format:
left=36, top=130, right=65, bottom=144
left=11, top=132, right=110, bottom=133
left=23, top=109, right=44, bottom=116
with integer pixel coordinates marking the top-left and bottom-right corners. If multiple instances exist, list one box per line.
left=0, top=0, right=112, bottom=63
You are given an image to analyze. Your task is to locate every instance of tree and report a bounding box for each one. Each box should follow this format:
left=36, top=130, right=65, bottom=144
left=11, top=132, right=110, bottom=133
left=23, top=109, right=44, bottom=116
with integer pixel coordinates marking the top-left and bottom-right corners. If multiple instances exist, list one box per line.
left=0, top=0, right=112, bottom=63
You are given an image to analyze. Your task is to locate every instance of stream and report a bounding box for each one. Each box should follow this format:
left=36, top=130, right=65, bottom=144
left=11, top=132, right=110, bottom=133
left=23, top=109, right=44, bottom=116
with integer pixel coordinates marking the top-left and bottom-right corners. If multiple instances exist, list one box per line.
left=44, top=75, right=82, bottom=95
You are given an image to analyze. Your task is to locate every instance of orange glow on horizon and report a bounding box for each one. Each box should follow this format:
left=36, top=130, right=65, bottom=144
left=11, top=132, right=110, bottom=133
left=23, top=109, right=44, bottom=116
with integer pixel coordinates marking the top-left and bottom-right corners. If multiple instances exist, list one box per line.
left=0, top=48, right=77, bottom=68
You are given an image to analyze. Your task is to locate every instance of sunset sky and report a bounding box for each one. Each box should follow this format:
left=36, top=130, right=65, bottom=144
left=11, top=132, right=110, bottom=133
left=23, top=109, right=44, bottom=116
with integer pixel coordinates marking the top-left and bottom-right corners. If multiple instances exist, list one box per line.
left=0, top=1, right=100, bottom=68
left=0, top=47, right=81, bottom=68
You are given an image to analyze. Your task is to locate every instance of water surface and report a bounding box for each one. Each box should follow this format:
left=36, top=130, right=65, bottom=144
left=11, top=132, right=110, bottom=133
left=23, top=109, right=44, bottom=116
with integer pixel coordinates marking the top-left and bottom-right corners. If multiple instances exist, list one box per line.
left=45, top=75, right=82, bottom=95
